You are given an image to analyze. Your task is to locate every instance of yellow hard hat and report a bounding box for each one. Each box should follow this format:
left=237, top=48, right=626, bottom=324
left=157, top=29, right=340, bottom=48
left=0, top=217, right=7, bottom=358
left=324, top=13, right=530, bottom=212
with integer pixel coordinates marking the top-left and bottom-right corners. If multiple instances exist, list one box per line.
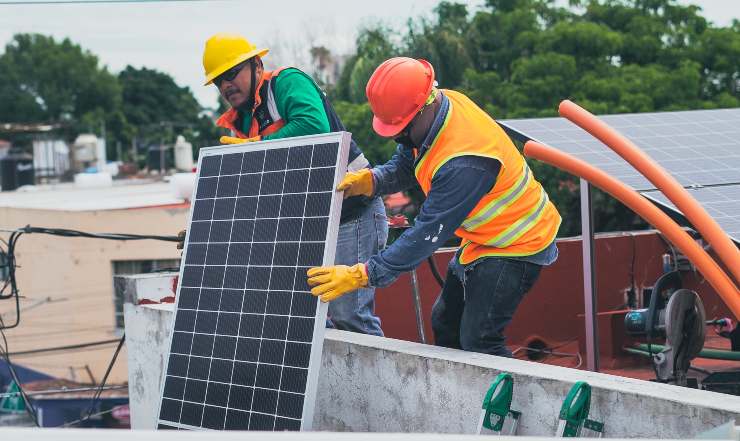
left=202, top=33, right=269, bottom=86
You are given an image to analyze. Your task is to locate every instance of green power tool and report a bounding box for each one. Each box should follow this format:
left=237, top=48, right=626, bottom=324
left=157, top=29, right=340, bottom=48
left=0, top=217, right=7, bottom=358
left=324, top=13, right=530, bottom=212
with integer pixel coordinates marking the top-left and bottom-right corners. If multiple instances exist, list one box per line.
left=478, top=372, right=521, bottom=435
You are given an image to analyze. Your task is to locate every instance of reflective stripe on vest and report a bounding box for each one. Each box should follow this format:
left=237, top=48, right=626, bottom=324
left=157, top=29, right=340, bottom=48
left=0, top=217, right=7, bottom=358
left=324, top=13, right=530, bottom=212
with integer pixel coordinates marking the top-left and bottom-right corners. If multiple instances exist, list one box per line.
left=486, top=187, right=548, bottom=248
left=461, top=164, right=531, bottom=231
left=412, top=89, right=561, bottom=259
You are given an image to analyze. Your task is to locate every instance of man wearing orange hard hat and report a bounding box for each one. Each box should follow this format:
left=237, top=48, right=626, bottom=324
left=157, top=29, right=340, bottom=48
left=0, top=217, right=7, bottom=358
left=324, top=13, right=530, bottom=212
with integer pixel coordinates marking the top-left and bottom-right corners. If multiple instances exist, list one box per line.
left=307, top=58, right=561, bottom=356
left=199, top=33, right=387, bottom=336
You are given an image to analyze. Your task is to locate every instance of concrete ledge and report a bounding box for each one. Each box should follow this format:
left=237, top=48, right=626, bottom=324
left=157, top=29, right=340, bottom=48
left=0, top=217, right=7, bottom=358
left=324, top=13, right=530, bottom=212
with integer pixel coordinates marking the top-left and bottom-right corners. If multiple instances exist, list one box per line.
left=316, top=330, right=740, bottom=437
left=4, top=428, right=723, bottom=441
left=121, top=279, right=739, bottom=438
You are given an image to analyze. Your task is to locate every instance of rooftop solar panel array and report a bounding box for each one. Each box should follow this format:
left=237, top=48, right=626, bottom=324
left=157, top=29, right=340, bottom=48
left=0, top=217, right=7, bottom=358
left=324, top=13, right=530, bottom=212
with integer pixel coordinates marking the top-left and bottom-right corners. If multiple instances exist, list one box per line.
left=157, top=132, right=350, bottom=431
left=500, top=108, right=740, bottom=191
left=499, top=108, right=740, bottom=244
left=643, top=186, right=740, bottom=244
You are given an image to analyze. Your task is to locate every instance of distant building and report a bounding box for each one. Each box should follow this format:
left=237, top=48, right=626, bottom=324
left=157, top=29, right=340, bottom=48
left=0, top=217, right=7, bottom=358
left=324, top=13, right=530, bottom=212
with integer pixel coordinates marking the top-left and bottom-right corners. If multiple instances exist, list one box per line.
left=0, top=179, right=189, bottom=384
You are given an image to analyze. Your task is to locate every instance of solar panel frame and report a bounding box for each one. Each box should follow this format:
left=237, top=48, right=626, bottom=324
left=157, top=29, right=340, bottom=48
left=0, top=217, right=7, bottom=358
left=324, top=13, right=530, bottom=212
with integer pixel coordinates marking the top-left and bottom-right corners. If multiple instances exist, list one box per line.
left=156, top=132, right=351, bottom=431
left=499, top=109, right=740, bottom=245
left=500, top=108, right=740, bottom=192
left=642, top=185, right=740, bottom=244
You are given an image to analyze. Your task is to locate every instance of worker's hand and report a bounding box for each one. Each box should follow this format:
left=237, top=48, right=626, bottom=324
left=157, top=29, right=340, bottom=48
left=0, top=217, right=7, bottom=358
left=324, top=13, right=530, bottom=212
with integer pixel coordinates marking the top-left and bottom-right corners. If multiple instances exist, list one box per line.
left=306, top=263, right=368, bottom=302
left=337, top=169, right=374, bottom=198
left=219, top=135, right=261, bottom=145
left=176, top=229, right=186, bottom=250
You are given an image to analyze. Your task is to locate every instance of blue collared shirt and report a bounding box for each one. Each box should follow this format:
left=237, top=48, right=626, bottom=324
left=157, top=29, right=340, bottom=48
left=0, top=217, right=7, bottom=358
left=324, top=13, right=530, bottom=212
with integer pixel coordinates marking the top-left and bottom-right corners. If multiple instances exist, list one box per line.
left=365, top=91, right=557, bottom=288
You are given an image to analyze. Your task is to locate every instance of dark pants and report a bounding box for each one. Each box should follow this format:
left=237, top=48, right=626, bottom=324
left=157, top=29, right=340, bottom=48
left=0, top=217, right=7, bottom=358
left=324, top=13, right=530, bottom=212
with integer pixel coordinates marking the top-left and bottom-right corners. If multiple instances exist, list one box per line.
left=431, top=256, right=542, bottom=357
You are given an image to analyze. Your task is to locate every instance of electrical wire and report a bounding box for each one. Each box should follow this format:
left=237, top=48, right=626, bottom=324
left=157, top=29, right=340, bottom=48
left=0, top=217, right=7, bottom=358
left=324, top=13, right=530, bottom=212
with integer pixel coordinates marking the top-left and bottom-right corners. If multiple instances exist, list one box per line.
left=511, top=346, right=583, bottom=369
left=656, top=232, right=680, bottom=272
left=0, top=316, right=40, bottom=426
left=60, top=407, right=118, bottom=428
left=0, top=385, right=127, bottom=399
left=71, top=334, right=125, bottom=428
left=12, top=226, right=179, bottom=242
left=6, top=338, right=121, bottom=357
left=0, top=226, right=171, bottom=426
left=0, top=225, right=178, bottom=329
left=426, top=256, right=445, bottom=288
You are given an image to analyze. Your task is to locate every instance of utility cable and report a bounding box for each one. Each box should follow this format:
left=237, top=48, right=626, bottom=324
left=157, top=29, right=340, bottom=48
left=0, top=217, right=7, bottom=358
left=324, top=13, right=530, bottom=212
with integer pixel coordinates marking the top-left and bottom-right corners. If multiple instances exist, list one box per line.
left=71, top=334, right=125, bottom=428
left=6, top=338, right=121, bottom=357
left=60, top=407, right=118, bottom=428
left=1, top=225, right=177, bottom=328
left=0, top=385, right=127, bottom=399
left=0, top=226, right=170, bottom=425
left=426, top=256, right=445, bottom=288
left=0, top=317, right=40, bottom=426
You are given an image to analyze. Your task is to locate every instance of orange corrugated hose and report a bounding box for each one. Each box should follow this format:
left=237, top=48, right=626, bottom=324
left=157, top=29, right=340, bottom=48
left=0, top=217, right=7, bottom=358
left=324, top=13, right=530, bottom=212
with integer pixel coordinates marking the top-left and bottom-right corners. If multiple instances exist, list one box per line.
left=559, top=100, right=740, bottom=283
left=523, top=140, right=740, bottom=320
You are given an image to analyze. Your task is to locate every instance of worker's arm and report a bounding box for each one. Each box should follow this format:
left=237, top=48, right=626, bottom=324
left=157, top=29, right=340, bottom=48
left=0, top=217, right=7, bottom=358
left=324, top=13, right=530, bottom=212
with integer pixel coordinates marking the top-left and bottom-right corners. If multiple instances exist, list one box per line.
left=366, top=156, right=500, bottom=287
left=263, top=69, right=330, bottom=140
left=369, top=144, right=418, bottom=196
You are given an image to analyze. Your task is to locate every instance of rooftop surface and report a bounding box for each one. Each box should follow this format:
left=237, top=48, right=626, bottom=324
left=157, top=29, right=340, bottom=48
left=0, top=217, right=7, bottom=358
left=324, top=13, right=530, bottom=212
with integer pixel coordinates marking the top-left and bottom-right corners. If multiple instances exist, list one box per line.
left=0, top=180, right=187, bottom=211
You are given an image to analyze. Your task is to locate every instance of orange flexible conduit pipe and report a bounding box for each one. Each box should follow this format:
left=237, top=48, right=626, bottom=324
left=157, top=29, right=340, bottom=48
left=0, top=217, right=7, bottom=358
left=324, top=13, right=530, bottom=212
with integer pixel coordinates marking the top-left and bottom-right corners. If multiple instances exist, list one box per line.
left=523, top=140, right=740, bottom=320
left=559, top=100, right=740, bottom=283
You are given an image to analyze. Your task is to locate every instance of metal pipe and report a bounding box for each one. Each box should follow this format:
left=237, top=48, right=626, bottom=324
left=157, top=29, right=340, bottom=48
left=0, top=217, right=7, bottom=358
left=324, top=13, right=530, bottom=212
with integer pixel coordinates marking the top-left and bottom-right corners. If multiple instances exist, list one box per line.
left=523, top=141, right=740, bottom=319
left=634, top=343, right=740, bottom=361
left=409, top=268, right=427, bottom=344
left=559, top=100, right=740, bottom=283
left=580, top=179, right=599, bottom=372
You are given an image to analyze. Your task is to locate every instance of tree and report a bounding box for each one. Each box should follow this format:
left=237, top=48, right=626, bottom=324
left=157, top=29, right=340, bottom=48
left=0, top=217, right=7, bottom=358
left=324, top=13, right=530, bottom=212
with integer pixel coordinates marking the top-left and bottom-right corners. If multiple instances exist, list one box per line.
left=329, top=0, right=740, bottom=237
left=0, top=34, right=221, bottom=161
left=0, top=33, right=122, bottom=143
left=118, top=65, right=221, bottom=155
left=405, top=2, right=473, bottom=88
left=333, top=26, right=397, bottom=104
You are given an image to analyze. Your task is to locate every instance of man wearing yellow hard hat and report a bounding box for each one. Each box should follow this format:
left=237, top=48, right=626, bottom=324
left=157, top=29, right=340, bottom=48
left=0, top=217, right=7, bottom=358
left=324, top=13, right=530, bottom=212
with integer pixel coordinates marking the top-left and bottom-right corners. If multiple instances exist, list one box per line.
left=201, top=33, right=387, bottom=336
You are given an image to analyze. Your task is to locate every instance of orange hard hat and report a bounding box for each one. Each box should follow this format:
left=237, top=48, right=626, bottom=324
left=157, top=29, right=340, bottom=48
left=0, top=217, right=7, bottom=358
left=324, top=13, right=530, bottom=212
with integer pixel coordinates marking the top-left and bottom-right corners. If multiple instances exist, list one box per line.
left=366, top=57, right=435, bottom=137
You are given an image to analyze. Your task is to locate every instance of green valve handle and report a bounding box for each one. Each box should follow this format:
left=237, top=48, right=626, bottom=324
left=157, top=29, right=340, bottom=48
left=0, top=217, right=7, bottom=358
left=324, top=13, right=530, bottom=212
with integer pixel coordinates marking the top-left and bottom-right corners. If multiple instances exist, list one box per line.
left=481, top=372, right=514, bottom=432
left=558, top=381, right=591, bottom=437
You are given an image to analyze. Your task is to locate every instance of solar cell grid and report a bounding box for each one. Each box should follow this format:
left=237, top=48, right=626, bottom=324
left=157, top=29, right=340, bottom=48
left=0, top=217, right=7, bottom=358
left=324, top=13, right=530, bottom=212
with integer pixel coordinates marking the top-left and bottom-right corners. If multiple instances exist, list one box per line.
left=500, top=108, right=740, bottom=191
left=643, top=185, right=740, bottom=244
left=499, top=108, right=740, bottom=245
left=158, top=133, right=350, bottom=431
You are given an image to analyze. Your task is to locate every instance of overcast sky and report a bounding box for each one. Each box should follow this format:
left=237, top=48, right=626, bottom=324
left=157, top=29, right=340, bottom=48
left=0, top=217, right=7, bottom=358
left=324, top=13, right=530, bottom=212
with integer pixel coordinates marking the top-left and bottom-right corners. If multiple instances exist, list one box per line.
left=0, top=0, right=737, bottom=108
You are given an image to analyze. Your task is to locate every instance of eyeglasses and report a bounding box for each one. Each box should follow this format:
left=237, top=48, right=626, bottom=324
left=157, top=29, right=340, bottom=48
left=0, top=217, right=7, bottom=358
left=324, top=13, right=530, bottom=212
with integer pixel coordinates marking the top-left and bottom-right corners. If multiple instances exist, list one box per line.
left=214, top=61, right=248, bottom=87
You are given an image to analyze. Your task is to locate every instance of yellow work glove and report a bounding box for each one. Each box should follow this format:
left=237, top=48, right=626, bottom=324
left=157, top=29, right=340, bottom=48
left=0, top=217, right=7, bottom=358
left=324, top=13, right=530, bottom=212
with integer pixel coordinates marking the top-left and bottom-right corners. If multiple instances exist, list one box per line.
left=336, top=169, right=374, bottom=198
left=219, top=135, right=261, bottom=145
left=306, top=263, right=369, bottom=302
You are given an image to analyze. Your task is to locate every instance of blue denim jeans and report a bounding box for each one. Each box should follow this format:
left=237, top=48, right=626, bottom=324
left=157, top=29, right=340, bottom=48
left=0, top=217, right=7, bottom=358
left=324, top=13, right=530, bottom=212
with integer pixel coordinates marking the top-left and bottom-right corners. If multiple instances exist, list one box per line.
left=431, top=254, right=542, bottom=356
left=327, top=197, right=388, bottom=336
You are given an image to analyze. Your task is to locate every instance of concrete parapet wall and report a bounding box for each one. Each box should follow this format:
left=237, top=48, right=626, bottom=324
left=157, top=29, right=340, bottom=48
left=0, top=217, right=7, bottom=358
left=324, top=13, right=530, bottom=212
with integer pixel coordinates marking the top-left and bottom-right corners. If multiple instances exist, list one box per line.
left=315, top=331, right=739, bottom=437
left=121, top=274, right=739, bottom=437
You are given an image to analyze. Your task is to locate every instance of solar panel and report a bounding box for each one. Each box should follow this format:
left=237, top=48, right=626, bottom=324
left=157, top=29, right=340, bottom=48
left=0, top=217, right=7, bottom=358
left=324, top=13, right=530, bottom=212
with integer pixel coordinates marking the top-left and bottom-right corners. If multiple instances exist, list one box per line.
left=643, top=186, right=740, bottom=244
left=157, top=132, right=350, bottom=431
left=500, top=108, right=740, bottom=191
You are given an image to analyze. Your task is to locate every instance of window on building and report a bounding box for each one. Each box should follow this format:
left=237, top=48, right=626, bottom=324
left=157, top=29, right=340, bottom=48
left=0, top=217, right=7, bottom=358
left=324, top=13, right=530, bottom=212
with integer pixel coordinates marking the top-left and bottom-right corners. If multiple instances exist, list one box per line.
left=112, top=259, right=180, bottom=330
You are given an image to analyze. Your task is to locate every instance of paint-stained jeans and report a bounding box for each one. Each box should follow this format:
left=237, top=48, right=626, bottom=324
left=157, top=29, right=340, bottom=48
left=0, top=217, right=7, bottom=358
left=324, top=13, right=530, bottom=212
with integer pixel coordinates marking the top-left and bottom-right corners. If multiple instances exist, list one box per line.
left=327, top=197, right=388, bottom=336
left=431, top=255, right=542, bottom=356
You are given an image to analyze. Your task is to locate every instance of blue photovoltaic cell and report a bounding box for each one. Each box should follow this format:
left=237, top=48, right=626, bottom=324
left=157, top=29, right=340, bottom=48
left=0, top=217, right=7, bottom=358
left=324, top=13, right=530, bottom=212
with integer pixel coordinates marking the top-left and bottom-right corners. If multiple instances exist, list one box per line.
left=643, top=186, right=740, bottom=244
left=158, top=134, right=348, bottom=431
left=500, top=108, right=740, bottom=244
left=500, top=108, right=740, bottom=191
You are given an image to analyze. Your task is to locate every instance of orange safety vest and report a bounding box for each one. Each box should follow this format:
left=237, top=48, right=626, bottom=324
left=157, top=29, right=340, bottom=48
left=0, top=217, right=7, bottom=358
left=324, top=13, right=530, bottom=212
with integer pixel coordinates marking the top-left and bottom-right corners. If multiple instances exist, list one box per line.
left=216, top=67, right=288, bottom=138
left=415, top=90, right=561, bottom=264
